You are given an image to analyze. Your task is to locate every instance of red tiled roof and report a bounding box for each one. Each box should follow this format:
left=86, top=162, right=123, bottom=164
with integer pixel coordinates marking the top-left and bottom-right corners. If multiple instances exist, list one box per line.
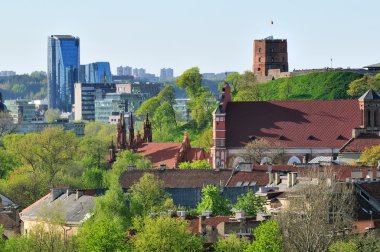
left=119, top=169, right=233, bottom=188
left=136, top=142, right=182, bottom=168
left=340, top=134, right=380, bottom=152
left=353, top=220, right=375, bottom=234
left=225, top=100, right=360, bottom=148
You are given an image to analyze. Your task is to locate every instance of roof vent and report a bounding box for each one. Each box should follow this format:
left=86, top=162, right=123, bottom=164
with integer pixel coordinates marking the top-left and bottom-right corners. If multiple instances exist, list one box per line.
left=278, top=135, right=288, bottom=141
left=248, top=135, right=256, bottom=141
left=336, top=135, right=347, bottom=140
left=307, top=135, right=317, bottom=140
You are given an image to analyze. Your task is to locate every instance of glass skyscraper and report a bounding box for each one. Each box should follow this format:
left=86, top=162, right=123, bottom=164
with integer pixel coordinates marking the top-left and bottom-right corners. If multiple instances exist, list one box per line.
left=48, top=35, right=80, bottom=112
left=84, top=62, right=112, bottom=83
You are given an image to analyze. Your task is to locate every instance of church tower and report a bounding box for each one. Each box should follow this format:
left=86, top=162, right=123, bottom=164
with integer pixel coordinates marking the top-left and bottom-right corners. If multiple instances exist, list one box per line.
left=358, top=89, right=380, bottom=131
left=210, top=82, right=231, bottom=169
left=128, top=113, right=135, bottom=150
left=142, top=114, right=153, bottom=142
left=116, top=113, right=127, bottom=150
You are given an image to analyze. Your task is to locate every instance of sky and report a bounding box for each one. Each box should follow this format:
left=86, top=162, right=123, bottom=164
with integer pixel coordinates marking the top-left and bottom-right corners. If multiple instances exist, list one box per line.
left=0, top=0, right=379, bottom=76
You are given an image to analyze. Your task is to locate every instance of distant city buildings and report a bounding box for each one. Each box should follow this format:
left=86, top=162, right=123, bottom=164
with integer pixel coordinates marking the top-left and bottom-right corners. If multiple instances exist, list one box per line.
left=202, top=72, right=237, bottom=80
left=117, top=66, right=132, bottom=76
left=0, top=71, right=16, bottom=77
left=47, top=35, right=80, bottom=112
left=81, top=62, right=112, bottom=83
left=160, top=68, right=174, bottom=81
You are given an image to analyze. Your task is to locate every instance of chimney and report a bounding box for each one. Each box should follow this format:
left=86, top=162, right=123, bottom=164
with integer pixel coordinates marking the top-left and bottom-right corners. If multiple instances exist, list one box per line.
left=235, top=210, right=245, bottom=221
left=291, top=172, right=297, bottom=187
left=75, top=190, right=83, bottom=200
left=287, top=173, right=292, bottom=188
left=274, top=173, right=280, bottom=185
left=177, top=210, right=188, bottom=218
left=51, top=188, right=64, bottom=202
left=268, top=172, right=274, bottom=185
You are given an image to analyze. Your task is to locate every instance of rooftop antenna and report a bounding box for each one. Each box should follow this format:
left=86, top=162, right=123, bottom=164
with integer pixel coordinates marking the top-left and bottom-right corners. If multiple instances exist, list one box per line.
left=270, top=20, right=274, bottom=38
left=330, top=58, right=333, bottom=69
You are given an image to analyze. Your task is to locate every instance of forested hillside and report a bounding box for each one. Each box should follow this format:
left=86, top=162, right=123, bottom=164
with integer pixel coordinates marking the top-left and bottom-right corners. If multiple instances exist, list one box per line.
left=252, top=71, right=363, bottom=101
left=0, top=71, right=47, bottom=100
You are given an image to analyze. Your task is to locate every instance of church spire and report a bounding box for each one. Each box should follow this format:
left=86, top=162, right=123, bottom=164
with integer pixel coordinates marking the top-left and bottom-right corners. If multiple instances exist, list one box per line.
left=142, top=113, right=152, bottom=142
left=128, top=113, right=135, bottom=149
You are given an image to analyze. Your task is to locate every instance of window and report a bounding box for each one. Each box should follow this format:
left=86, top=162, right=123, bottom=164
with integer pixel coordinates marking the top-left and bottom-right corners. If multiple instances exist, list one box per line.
left=259, top=57, right=261, bottom=62
left=271, top=57, right=274, bottom=62
left=367, top=110, right=371, bottom=127
left=216, top=117, right=220, bottom=122
left=271, top=48, right=274, bottom=52
left=258, top=48, right=261, bottom=53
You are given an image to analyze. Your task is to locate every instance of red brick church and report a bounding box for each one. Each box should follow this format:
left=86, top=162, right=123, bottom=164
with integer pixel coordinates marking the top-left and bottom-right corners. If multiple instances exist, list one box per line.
left=210, top=83, right=380, bottom=169
left=109, top=113, right=207, bottom=168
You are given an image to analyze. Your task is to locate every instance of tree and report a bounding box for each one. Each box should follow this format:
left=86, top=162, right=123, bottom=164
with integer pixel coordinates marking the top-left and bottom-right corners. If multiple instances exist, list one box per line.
left=197, top=185, right=232, bottom=215
left=239, top=139, right=283, bottom=165
left=136, top=96, right=160, bottom=118
left=347, top=73, right=380, bottom=97
left=187, top=90, right=215, bottom=129
left=178, top=160, right=211, bottom=169
left=157, top=84, right=176, bottom=105
left=176, top=67, right=203, bottom=98
left=132, top=216, right=203, bottom=252
left=111, top=150, right=152, bottom=177
left=78, top=215, right=130, bottom=252
left=44, top=108, right=60, bottom=122
left=0, top=112, right=15, bottom=136
left=78, top=171, right=131, bottom=252
left=153, top=101, right=177, bottom=131
left=128, top=173, right=174, bottom=217
left=329, top=240, right=358, bottom=252
left=234, top=190, right=265, bottom=217
left=359, top=145, right=380, bottom=166
left=277, top=169, right=354, bottom=252
left=245, top=220, right=282, bottom=252
left=78, top=137, right=108, bottom=169
left=214, top=234, right=249, bottom=252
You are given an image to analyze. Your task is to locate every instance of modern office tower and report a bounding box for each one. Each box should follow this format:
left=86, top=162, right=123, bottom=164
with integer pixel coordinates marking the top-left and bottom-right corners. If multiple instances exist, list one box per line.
left=79, top=65, right=86, bottom=83
left=160, top=68, right=167, bottom=80
left=84, top=62, right=112, bottom=83
left=47, top=35, right=80, bottom=112
left=253, top=36, right=288, bottom=76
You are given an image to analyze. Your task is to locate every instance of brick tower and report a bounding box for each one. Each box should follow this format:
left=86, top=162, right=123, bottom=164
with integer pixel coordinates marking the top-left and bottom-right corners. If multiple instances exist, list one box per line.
left=253, top=36, right=288, bottom=76
left=210, top=82, right=231, bottom=169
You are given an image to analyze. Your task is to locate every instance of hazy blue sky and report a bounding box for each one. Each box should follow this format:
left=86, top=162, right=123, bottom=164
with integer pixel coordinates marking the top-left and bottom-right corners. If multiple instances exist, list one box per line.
left=1, top=0, right=379, bottom=75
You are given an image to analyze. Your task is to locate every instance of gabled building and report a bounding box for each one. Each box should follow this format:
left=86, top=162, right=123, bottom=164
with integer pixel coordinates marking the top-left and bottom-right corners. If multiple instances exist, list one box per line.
left=111, top=113, right=207, bottom=168
left=211, top=83, right=380, bottom=169
left=20, top=189, right=96, bottom=238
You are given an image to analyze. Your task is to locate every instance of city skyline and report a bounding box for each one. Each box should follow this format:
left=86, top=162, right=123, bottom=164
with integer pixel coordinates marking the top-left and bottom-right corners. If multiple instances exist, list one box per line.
left=1, top=0, right=379, bottom=75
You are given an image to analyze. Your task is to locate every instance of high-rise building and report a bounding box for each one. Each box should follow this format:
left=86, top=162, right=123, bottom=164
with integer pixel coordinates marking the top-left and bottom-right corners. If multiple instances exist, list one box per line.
left=160, top=68, right=174, bottom=81
left=48, top=35, right=80, bottom=112
left=84, top=62, right=112, bottom=83
left=117, top=66, right=132, bottom=76
left=253, top=36, right=288, bottom=76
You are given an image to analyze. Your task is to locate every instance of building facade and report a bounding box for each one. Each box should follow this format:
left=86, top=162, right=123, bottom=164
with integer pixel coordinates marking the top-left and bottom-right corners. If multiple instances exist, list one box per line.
left=48, top=35, right=80, bottom=112
left=211, top=84, right=380, bottom=169
left=160, top=68, right=174, bottom=81
left=74, top=83, right=116, bottom=121
left=253, top=36, right=288, bottom=77
left=4, top=99, right=39, bottom=124
left=83, top=62, right=112, bottom=83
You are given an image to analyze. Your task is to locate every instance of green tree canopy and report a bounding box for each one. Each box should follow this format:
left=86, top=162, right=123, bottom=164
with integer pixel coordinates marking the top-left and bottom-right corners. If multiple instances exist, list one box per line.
left=359, top=145, right=380, bottom=166
left=44, top=109, right=60, bottom=123
left=157, top=84, right=176, bottom=105
left=176, top=67, right=203, bottom=98
left=128, top=173, right=175, bottom=217
left=197, top=185, right=232, bottom=215
left=245, top=220, right=283, bottom=252
left=214, top=234, right=249, bottom=252
left=153, top=101, right=177, bottom=131
left=132, top=216, right=203, bottom=252
left=347, top=73, right=380, bottom=97
left=136, top=96, right=161, bottom=118
left=234, top=190, right=265, bottom=217
left=178, top=160, right=211, bottom=169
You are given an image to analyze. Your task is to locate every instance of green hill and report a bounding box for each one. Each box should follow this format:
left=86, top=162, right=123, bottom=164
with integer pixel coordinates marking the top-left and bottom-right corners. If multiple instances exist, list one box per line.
left=254, top=71, right=363, bottom=101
